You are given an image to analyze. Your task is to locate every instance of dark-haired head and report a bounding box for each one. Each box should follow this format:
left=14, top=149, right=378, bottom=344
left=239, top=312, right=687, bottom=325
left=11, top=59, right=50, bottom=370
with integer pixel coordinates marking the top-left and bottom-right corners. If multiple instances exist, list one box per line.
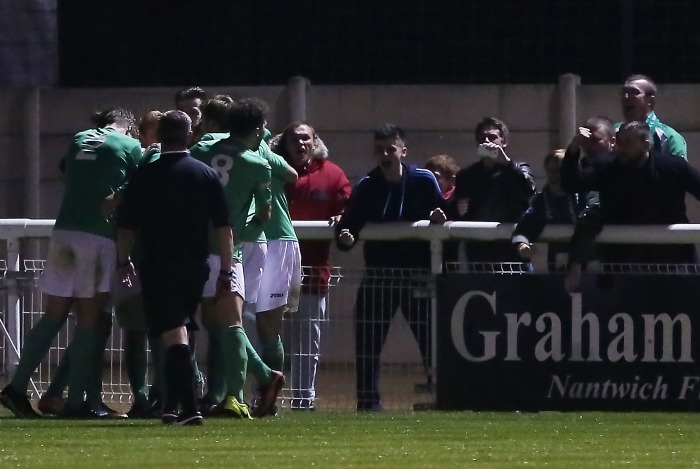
left=91, top=108, right=135, bottom=132
left=475, top=117, right=508, bottom=146
left=157, top=110, right=191, bottom=150
left=175, top=86, right=207, bottom=104
left=228, top=98, right=269, bottom=144
left=201, top=96, right=234, bottom=133
left=374, top=123, right=405, bottom=142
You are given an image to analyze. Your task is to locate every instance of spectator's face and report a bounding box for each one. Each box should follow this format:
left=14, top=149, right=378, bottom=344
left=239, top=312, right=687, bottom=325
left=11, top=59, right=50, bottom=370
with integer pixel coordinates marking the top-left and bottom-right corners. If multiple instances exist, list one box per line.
left=544, top=159, right=562, bottom=186
left=428, top=168, right=455, bottom=195
left=582, top=125, right=614, bottom=157
left=476, top=126, right=505, bottom=147
left=616, top=130, right=650, bottom=167
left=374, top=136, right=406, bottom=175
left=176, top=98, right=203, bottom=126
left=285, top=125, right=315, bottom=166
left=621, top=80, right=654, bottom=122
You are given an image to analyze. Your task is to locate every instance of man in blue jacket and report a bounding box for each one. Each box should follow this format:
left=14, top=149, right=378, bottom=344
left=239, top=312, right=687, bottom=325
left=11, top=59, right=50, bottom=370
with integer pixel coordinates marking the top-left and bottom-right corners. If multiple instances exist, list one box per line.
left=335, top=123, right=447, bottom=411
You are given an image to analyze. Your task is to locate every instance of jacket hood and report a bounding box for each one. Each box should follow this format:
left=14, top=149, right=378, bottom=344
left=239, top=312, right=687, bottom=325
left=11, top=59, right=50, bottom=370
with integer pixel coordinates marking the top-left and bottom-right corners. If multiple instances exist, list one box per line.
left=269, top=132, right=329, bottom=161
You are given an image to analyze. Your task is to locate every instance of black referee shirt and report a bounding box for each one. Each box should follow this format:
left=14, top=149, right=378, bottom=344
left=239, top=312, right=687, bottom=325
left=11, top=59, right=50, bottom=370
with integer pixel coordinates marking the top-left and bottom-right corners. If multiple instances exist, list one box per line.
left=117, top=150, right=230, bottom=269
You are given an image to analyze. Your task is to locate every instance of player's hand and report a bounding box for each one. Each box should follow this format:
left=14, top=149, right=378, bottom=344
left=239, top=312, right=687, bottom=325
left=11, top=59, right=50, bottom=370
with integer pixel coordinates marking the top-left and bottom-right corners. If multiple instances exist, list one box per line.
left=338, top=229, right=355, bottom=247
left=328, top=215, right=342, bottom=226
left=516, top=242, right=533, bottom=260
left=102, top=192, right=122, bottom=219
left=429, top=208, right=447, bottom=224
left=117, top=262, right=136, bottom=288
left=564, top=263, right=582, bottom=293
left=215, top=270, right=233, bottom=300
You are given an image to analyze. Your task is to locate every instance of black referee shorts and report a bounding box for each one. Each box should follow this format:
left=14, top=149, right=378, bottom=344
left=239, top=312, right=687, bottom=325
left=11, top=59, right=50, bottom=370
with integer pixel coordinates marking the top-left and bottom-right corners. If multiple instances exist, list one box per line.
left=139, top=261, right=209, bottom=338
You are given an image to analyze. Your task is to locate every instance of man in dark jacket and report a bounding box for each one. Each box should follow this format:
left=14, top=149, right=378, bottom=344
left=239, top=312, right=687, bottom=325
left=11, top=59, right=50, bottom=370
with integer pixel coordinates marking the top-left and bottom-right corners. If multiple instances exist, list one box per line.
left=561, top=120, right=700, bottom=271
left=453, top=117, right=536, bottom=269
left=335, top=123, right=446, bottom=411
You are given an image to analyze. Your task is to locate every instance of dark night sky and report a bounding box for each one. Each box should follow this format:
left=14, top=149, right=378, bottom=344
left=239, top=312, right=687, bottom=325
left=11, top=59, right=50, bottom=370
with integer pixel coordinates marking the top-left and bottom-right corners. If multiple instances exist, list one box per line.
left=58, top=0, right=700, bottom=87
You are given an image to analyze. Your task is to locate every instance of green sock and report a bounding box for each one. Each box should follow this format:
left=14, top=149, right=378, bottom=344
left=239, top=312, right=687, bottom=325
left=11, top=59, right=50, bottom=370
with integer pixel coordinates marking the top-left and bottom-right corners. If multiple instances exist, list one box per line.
left=44, top=349, right=70, bottom=398
left=124, top=331, right=149, bottom=404
left=261, top=335, right=284, bottom=373
left=66, top=327, right=102, bottom=408
left=220, top=325, right=247, bottom=402
left=82, top=319, right=111, bottom=408
left=204, top=326, right=226, bottom=404
left=10, top=315, right=64, bottom=392
left=244, top=335, right=273, bottom=385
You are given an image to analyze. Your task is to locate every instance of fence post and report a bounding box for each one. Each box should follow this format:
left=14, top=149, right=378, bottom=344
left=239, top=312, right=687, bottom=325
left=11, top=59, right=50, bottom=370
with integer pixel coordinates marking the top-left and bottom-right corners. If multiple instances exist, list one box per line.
left=429, top=236, right=443, bottom=398
left=5, top=236, right=22, bottom=377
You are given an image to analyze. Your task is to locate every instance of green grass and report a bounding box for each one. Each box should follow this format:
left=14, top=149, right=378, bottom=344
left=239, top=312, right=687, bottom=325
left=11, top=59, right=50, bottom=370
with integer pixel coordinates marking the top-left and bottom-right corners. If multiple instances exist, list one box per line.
left=2, top=410, right=700, bottom=468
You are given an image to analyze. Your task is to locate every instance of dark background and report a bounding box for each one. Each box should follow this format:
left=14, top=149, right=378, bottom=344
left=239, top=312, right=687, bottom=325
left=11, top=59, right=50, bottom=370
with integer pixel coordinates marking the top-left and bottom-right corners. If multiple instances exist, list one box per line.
left=58, top=0, right=700, bottom=87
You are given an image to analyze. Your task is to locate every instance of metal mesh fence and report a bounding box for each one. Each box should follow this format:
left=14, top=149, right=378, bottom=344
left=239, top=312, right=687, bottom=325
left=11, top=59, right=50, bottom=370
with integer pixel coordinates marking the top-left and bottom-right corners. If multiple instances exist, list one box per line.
left=1, top=262, right=436, bottom=411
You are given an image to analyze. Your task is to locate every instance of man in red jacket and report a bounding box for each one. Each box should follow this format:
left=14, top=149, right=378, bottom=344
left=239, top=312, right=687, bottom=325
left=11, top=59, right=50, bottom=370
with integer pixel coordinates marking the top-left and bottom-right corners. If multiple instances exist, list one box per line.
left=271, top=122, right=351, bottom=410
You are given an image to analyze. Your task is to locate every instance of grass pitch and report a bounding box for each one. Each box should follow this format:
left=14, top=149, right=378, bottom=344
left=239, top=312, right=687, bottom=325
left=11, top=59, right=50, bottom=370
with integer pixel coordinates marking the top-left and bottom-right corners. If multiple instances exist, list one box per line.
left=2, top=410, right=700, bottom=468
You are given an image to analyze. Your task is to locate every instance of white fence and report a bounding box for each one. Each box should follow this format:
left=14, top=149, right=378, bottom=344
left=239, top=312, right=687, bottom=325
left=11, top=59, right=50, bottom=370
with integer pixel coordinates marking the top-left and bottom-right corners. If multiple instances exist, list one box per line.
left=2, top=219, right=699, bottom=410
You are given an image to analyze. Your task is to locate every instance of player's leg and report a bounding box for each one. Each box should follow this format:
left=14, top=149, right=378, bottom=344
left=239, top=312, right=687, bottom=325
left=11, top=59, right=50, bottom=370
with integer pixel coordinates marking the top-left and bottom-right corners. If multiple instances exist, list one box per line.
left=63, top=233, right=115, bottom=417
left=1, top=231, right=78, bottom=418
left=199, top=255, right=227, bottom=413
left=213, top=262, right=252, bottom=419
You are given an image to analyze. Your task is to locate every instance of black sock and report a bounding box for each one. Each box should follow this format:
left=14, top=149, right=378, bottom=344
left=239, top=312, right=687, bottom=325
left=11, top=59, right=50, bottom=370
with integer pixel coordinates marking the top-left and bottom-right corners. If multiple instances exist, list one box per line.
left=165, top=344, right=197, bottom=414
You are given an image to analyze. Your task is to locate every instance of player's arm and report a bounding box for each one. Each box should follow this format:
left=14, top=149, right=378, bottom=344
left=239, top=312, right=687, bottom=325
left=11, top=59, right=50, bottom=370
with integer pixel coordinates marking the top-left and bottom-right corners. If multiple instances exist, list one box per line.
left=269, top=151, right=298, bottom=183
left=208, top=170, right=234, bottom=272
left=252, top=164, right=273, bottom=225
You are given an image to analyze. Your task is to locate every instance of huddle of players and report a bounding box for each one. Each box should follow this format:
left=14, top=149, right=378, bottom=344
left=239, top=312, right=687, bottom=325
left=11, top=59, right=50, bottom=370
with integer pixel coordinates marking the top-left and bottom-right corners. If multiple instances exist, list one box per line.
left=0, top=89, right=297, bottom=424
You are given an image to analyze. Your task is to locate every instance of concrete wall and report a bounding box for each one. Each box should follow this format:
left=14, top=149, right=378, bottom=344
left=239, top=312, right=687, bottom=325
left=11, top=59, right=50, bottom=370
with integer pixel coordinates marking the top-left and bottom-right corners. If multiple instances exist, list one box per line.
left=2, top=78, right=700, bottom=363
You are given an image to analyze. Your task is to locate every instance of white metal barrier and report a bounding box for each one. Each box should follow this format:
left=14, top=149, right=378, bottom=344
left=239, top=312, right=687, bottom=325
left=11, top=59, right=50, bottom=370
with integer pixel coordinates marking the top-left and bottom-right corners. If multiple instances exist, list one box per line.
left=2, top=219, right=699, bottom=409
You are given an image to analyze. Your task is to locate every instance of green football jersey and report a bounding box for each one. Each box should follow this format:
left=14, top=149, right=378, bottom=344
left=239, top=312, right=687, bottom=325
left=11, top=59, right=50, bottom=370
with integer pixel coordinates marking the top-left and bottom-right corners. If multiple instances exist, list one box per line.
left=258, top=142, right=297, bottom=241
left=193, top=137, right=272, bottom=260
left=55, top=127, right=142, bottom=239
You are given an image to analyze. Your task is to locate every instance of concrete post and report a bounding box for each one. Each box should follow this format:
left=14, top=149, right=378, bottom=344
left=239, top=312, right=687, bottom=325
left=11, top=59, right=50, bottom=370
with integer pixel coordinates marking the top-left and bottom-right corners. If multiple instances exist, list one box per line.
left=288, top=76, right=310, bottom=123
left=558, top=73, right=581, bottom=148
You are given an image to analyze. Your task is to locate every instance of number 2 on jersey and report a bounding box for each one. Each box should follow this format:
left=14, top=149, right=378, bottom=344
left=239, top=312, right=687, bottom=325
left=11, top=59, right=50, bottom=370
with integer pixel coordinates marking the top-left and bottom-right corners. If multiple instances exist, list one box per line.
left=211, top=154, right=234, bottom=186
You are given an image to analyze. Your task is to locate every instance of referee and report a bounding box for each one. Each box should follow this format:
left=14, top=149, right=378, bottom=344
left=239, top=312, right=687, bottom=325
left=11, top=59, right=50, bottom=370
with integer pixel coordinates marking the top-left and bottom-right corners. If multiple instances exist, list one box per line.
left=116, top=110, right=233, bottom=426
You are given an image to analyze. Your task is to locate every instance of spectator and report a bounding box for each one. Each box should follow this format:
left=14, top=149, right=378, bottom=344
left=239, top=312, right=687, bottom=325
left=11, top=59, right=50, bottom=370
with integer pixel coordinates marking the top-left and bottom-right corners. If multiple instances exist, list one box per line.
left=271, top=121, right=351, bottom=411
left=561, top=121, right=700, bottom=290
left=335, top=123, right=446, bottom=411
left=425, top=154, right=460, bottom=269
left=618, top=74, right=687, bottom=159
left=512, top=149, right=597, bottom=272
left=425, top=154, right=459, bottom=200
left=453, top=117, right=536, bottom=269
left=561, top=116, right=615, bottom=290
